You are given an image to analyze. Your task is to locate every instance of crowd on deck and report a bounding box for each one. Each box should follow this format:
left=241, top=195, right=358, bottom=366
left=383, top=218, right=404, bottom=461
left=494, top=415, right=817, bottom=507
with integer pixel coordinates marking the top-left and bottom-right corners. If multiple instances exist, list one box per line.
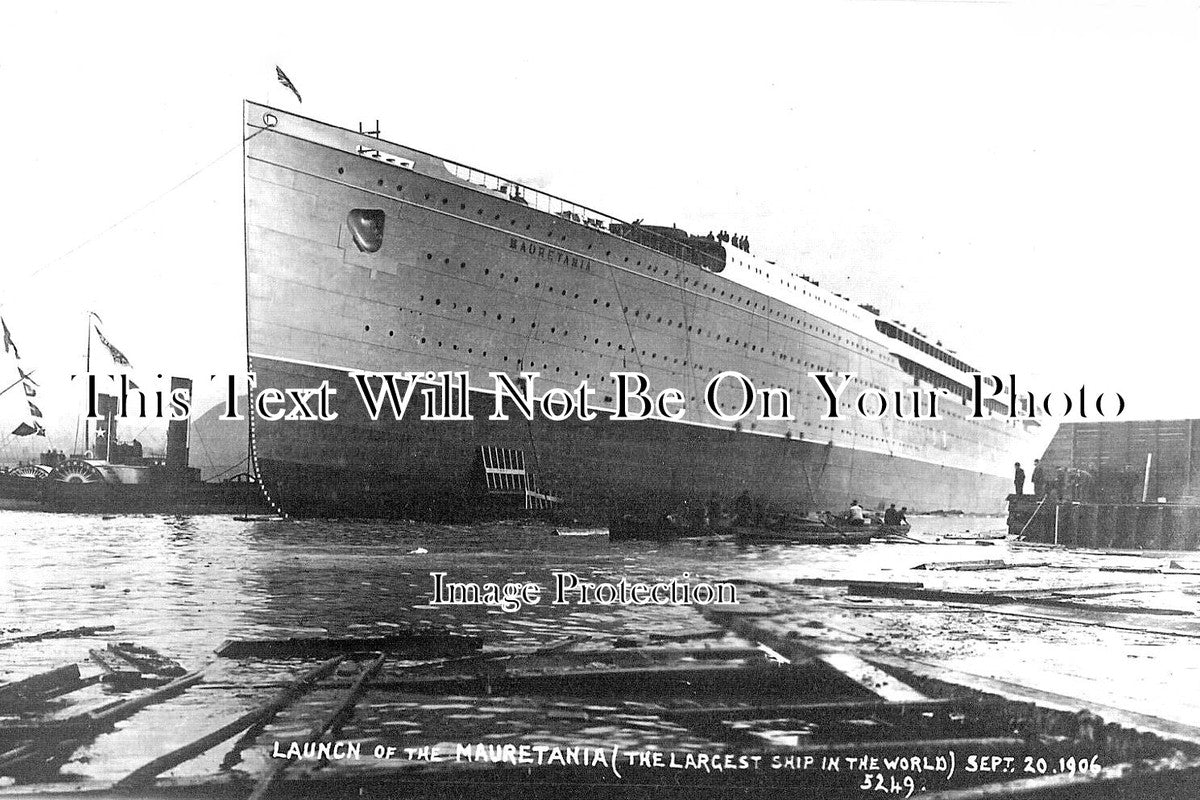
left=709, top=230, right=751, bottom=252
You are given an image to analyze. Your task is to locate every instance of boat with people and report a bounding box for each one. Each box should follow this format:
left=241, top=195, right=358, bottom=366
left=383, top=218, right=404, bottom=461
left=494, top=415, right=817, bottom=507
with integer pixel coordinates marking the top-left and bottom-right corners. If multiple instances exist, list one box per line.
left=733, top=510, right=910, bottom=545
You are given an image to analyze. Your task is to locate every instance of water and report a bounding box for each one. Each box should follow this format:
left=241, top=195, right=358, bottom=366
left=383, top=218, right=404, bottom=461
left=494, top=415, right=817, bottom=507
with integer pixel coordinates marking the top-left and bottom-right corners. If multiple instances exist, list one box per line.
left=5, top=510, right=1198, bottom=784
left=1, top=512, right=1009, bottom=668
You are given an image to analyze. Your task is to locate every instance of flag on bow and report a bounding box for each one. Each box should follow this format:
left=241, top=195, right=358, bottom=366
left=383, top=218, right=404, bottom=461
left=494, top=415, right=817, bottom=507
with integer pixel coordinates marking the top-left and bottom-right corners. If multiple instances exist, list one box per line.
left=276, top=66, right=302, bottom=104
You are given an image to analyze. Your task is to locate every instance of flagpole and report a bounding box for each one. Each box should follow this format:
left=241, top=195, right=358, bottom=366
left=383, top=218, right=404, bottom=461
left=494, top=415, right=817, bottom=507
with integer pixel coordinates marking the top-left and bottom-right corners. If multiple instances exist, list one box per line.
left=84, top=313, right=93, bottom=456
left=0, top=371, right=33, bottom=400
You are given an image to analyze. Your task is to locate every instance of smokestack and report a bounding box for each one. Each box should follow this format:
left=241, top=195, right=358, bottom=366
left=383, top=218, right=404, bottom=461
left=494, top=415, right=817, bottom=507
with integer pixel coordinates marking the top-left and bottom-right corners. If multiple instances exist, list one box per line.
left=95, top=394, right=118, bottom=458
left=166, top=377, right=191, bottom=470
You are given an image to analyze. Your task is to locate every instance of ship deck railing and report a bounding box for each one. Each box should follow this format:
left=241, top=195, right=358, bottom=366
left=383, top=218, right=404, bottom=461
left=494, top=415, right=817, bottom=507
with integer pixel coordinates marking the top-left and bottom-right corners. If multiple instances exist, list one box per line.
left=441, top=159, right=725, bottom=273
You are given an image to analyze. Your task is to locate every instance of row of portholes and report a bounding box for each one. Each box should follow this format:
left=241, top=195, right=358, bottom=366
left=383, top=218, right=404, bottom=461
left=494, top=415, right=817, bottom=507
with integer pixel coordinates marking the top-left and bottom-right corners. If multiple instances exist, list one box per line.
left=399, top=195, right=872, bottom=361
left=340, top=161, right=699, bottom=273
left=366, top=262, right=902, bottom=396
left=426, top=252, right=613, bottom=308
left=356, top=316, right=981, bottom=450
left=339, top=161, right=892, bottom=365
left=373, top=266, right=881, bottom=384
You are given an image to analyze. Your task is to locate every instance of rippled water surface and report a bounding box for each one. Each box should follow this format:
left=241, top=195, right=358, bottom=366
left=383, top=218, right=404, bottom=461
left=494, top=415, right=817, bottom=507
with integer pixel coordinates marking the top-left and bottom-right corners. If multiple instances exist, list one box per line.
left=1, top=512, right=1008, bottom=666
left=5, top=510, right=1196, bottom=785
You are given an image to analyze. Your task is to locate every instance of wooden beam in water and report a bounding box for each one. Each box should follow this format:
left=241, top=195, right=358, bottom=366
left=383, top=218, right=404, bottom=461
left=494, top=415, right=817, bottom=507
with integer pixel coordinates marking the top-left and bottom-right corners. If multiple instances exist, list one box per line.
left=0, top=671, right=202, bottom=740
left=846, top=583, right=1193, bottom=616
left=869, top=653, right=1200, bottom=745
left=215, top=633, right=480, bottom=658
left=699, top=603, right=928, bottom=702
left=0, top=625, right=115, bottom=651
left=0, top=665, right=82, bottom=708
left=116, top=655, right=344, bottom=789
left=247, top=652, right=386, bottom=800
left=658, top=696, right=972, bottom=722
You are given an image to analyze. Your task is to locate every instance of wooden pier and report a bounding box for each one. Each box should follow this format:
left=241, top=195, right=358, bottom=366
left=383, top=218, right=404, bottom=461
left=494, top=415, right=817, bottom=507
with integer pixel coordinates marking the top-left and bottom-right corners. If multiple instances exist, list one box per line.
left=1007, top=494, right=1200, bottom=550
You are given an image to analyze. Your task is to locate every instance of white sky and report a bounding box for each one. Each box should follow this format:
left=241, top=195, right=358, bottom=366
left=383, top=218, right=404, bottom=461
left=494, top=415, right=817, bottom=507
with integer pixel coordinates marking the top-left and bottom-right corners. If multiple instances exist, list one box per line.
left=1, top=0, right=1197, bottom=456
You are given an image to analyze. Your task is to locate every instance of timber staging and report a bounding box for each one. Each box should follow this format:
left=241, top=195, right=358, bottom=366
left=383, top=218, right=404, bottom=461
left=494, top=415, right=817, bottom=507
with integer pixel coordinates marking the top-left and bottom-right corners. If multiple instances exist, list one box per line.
left=1008, top=495, right=1200, bottom=550
left=6, top=584, right=1200, bottom=799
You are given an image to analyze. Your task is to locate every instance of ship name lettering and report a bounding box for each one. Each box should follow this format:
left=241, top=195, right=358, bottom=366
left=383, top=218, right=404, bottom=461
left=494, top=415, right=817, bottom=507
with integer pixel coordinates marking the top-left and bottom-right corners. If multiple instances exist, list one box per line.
left=509, top=237, right=591, bottom=270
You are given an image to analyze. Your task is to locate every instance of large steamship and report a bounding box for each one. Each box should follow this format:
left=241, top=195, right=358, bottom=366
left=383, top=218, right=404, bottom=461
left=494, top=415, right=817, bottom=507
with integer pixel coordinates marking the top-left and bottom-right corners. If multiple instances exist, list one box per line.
left=243, top=101, right=1045, bottom=519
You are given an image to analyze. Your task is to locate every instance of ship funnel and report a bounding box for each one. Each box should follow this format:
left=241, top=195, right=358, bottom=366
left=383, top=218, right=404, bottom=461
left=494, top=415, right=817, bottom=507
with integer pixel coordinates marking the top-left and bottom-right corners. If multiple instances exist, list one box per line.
left=166, top=377, right=191, bottom=470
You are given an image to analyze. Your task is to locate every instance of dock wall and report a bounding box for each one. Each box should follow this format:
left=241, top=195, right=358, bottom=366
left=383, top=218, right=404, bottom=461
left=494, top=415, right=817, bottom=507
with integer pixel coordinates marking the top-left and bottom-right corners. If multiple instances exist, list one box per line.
left=1007, top=494, right=1200, bottom=550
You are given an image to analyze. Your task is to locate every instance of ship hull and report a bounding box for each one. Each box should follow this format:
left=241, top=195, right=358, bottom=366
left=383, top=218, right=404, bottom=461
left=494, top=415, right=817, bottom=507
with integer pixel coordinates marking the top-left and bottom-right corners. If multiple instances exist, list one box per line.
left=251, top=356, right=1007, bottom=519
left=243, top=102, right=1032, bottom=520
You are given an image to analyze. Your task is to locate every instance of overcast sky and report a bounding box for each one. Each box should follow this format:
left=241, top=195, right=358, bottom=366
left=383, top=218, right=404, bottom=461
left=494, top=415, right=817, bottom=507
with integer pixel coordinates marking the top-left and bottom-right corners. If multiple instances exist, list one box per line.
left=0, top=1, right=1197, bottom=456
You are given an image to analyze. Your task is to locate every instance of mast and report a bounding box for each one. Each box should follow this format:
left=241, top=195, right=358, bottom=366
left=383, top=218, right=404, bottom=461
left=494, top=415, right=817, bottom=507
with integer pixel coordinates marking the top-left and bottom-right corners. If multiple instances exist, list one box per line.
left=83, top=313, right=93, bottom=456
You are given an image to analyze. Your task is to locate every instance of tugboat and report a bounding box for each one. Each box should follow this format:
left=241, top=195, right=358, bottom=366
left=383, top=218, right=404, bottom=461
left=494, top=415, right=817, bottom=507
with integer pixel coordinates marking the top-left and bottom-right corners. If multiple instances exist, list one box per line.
left=0, top=380, right=265, bottom=515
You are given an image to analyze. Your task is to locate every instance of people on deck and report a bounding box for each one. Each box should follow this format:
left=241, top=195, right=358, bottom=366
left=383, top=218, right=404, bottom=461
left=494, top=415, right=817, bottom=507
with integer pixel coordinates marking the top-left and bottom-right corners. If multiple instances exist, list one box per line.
left=897, top=507, right=909, bottom=527
left=1013, top=462, right=1025, bottom=496
left=884, top=503, right=899, bottom=526
left=847, top=499, right=865, bottom=526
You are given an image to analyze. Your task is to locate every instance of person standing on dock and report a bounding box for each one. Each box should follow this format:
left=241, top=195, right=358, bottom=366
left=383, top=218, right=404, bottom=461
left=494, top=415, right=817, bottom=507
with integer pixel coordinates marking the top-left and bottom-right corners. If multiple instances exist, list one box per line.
left=1050, top=466, right=1065, bottom=502
left=1031, top=459, right=1046, bottom=497
left=1014, top=462, right=1026, bottom=496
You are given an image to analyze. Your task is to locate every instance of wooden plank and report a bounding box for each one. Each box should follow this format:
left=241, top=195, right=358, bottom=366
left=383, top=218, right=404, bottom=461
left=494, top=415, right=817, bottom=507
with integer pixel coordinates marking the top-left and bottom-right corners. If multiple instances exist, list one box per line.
left=215, top=632, right=480, bottom=658
left=817, top=653, right=927, bottom=702
left=698, top=603, right=928, bottom=701
left=647, top=628, right=727, bottom=642
left=869, top=653, right=1200, bottom=745
left=106, top=643, right=186, bottom=678
left=0, top=625, right=115, bottom=650
left=0, top=669, right=203, bottom=756
left=88, top=648, right=143, bottom=684
left=0, top=665, right=81, bottom=708
left=659, top=696, right=971, bottom=722
left=247, top=653, right=386, bottom=800
left=794, top=578, right=926, bottom=589
left=84, top=670, right=204, bottom=729
left=974, top=604, right=1200, bottom=640
left=846, top=583, right=1193, bottom=616
left=116, top=655, right=344, bottom=788
left=913, top=559, right=1012, bottom=571
left=0, top=670, right=205, bottom=749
